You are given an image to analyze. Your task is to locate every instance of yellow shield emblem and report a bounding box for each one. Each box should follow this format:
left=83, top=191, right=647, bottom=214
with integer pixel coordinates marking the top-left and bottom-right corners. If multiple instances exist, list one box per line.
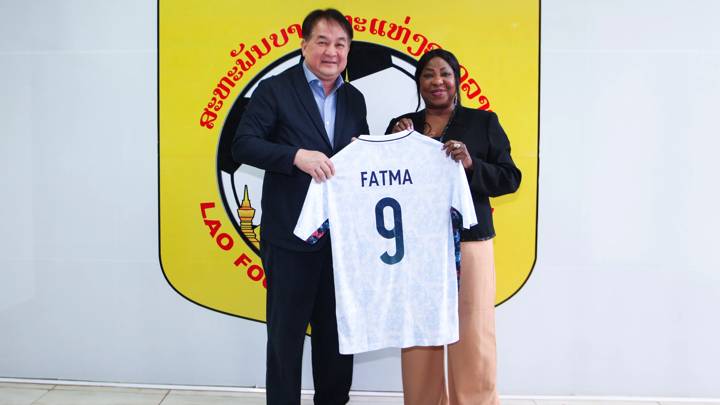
left=159, top=1, right=539, bottom=322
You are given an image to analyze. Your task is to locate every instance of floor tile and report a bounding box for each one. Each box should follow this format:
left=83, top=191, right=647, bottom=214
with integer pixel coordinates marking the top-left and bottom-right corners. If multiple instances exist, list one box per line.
left=168, top=390, right=264, bottom=398
left=348, top=394, right=403, bottom=404
left=661, top=402, right=720, bottom=405
left=0, top=386, right=50, bottom=405
left=161, top=391, right=263, bottom=405
left=535, top=401, right=659, bottom=405
left=499, top=400, right=537, bottom=405
left=0, top=383, right=55, bottom=390
left=32, top=389, right=165, bottom=405
left=53, top=385, right=169, bottom=395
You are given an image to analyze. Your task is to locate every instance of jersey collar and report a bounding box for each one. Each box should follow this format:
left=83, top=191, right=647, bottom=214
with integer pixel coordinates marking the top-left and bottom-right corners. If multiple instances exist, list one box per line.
left=358, top=130, right=414, bottom=142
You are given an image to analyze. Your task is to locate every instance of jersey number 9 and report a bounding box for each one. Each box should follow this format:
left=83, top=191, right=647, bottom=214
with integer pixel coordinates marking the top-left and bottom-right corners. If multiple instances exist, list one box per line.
left=375, top=197, right=405, bottom=265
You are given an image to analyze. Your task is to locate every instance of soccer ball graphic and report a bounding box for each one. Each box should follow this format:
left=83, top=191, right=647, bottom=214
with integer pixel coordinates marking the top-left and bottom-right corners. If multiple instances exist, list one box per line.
left=216, top=42, right=421, bottom=253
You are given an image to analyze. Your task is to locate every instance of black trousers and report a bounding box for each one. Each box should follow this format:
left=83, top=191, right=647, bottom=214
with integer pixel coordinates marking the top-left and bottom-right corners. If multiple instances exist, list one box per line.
left=261, top=240, right=353, bottom=405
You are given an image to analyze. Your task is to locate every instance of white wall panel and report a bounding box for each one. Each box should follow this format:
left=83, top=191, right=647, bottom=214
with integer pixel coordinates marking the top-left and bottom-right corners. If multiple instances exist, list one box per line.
left=1, top=0, right=719, bottom=396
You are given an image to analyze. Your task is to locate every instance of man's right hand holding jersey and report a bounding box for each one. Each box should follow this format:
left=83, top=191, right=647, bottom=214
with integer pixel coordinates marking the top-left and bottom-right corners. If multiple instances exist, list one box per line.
left=294, top=149, right=336, bottom=183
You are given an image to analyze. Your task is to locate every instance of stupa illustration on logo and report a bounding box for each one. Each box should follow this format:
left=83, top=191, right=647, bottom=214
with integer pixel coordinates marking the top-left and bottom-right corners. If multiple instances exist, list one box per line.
left=216, top=42, right=420, bottom=253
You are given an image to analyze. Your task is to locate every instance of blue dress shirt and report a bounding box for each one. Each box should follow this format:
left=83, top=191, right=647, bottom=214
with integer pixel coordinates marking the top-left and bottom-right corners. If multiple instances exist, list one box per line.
left=302, top=62, right=344, bottom=146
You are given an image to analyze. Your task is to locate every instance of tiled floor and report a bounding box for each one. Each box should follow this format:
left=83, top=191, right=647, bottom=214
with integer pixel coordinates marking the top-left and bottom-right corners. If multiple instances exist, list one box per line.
left=1, top=382, right=719, bottom=405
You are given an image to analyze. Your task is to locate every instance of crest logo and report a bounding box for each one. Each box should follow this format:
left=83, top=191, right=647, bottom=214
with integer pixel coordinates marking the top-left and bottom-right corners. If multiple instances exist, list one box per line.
left=159, top=2, right=539, bottom=322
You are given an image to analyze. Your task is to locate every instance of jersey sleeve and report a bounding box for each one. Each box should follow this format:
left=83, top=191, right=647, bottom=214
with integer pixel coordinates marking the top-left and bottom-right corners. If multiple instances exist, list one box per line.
left=450, top=161, right=478, bottom=229
left=293, top=179, right=329, bottom=244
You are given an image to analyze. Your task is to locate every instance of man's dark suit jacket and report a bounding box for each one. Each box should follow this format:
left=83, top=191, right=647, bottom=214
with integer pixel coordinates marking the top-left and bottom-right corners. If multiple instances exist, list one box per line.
left=232, top=64, right=369, bottom=252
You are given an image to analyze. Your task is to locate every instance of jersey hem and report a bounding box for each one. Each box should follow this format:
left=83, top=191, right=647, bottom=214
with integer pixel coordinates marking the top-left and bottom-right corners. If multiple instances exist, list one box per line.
left=339, top=333, right=460, bottom=355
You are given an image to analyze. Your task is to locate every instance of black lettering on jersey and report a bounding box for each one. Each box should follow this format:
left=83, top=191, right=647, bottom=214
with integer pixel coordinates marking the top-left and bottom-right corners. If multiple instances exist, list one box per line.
left=360, top=169, right=413, bottom=187
left=389, top=170, right=401, bottom=184
left=403, top=169, right=413, bottom=185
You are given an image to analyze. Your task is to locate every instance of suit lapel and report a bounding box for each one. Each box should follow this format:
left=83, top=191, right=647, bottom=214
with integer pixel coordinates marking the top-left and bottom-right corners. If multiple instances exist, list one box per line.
left=290, top=65, right=333, bottom=150
left=413, top=112, right=425, bottom=135
left=447, top=107, right=467, bottom=141
left=333, top=85, right=347, bottom=151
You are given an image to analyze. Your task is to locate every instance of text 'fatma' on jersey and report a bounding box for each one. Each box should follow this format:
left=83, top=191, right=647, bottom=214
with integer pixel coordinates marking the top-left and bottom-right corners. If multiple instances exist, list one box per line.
left=360, top=169, right=413, bottom=187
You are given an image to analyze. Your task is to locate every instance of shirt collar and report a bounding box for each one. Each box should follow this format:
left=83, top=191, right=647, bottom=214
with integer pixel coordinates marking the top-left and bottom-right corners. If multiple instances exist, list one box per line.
left=302, top=61, right=344, bottom=93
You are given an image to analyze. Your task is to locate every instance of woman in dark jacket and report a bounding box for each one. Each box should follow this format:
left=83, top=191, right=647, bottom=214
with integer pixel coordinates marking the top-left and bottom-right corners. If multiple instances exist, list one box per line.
left=386, top=49, right=521, bottom=405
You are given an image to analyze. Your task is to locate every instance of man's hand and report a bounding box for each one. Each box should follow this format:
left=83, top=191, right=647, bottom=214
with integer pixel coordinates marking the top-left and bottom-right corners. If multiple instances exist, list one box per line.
left=294, top=149, right=335, bottom=182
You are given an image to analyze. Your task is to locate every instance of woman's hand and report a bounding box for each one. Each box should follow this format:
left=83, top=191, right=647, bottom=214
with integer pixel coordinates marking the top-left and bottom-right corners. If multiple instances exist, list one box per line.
left=391, top=118, right=414, bottom=133
left=442, top=140, right=473, bottom=170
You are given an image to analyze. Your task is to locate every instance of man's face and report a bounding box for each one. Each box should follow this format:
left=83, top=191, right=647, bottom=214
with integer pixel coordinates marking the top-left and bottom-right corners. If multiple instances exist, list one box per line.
left=301, top=19, right=349, bottom=83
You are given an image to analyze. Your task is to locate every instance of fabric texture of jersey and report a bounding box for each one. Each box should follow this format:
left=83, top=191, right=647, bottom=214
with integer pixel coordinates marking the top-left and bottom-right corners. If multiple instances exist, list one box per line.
left=294, top=130, right=478, bottom=354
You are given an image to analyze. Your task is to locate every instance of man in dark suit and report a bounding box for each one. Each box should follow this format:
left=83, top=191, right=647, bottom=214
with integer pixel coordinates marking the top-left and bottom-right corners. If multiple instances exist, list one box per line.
left=232, top=8, right=369, bottom=405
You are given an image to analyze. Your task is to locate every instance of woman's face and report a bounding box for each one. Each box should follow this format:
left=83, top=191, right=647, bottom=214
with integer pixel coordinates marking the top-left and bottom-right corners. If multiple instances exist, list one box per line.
left=419, top=57, right=456, bottom=110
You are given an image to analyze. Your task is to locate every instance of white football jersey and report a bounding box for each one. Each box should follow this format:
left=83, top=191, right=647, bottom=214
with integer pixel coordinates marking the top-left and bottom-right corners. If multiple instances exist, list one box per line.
left=294, top=130, right=477, bottom=354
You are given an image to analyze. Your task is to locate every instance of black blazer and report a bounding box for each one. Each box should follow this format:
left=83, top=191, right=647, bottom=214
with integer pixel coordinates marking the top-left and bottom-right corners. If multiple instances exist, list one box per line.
left=232, top=64, right=369, bottom=252
left=386, top=107, right=521, bottom=240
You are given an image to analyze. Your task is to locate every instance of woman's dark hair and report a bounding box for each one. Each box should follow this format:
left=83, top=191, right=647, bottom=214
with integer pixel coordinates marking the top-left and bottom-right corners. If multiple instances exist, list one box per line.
left=302, top=9, right=353, bottom=41
left=414, top=49, right=462, bottom=111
